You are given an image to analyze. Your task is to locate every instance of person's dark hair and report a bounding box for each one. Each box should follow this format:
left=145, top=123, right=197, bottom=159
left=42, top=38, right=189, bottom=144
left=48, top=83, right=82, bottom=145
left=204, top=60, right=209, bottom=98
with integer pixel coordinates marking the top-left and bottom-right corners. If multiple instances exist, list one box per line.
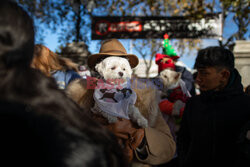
left=194, top=46, right=235, bottom=72
left=0, top=1, right=34, bottom=68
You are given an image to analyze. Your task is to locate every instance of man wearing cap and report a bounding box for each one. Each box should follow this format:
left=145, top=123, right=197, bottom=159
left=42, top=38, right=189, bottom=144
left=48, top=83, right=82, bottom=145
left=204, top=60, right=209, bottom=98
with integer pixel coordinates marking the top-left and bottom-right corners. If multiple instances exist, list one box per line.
left=66, top=39, right=176, bottom=167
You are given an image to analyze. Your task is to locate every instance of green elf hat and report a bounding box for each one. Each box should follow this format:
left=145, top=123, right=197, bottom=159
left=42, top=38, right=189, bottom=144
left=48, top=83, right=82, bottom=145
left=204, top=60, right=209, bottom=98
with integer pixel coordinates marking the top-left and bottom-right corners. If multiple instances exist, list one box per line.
left=162, top=33, right=180, bottom=60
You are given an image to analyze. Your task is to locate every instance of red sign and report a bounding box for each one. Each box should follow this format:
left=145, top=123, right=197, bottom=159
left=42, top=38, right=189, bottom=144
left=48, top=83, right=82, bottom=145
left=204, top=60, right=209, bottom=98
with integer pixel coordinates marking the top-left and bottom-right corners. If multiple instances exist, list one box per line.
left=95, top=21, right=142, bottom=36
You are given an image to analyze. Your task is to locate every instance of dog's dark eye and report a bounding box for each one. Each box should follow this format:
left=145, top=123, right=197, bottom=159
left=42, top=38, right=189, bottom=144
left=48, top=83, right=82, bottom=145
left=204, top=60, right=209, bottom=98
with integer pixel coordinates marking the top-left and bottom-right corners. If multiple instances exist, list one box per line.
left=111, top=67, right=116, bottom=70
left=164, top=75, right=167, bottom=78
left=123, top=68, right=126, bottom=71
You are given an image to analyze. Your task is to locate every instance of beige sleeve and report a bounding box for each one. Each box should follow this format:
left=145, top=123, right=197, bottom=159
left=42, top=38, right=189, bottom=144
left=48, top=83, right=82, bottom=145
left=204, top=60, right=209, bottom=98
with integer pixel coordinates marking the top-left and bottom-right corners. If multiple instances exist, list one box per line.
left=134, top=112, right=176, bottom=165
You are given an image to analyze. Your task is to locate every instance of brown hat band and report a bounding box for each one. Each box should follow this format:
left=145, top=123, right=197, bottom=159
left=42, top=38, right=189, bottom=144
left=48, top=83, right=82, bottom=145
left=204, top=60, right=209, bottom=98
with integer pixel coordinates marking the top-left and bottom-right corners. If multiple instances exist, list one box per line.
left=101, top=50, right=126, bottom=54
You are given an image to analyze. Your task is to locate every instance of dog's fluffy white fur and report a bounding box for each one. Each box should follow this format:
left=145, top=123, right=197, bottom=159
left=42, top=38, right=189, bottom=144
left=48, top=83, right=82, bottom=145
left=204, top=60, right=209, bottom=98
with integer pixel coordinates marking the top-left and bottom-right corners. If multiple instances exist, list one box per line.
left=94, top=57, right=148, bottom=128
left=159, top=68, right=188, bottom=116
left=159, top=68, right=182, bottom=90
left=95, top=57, right=132, bottom=82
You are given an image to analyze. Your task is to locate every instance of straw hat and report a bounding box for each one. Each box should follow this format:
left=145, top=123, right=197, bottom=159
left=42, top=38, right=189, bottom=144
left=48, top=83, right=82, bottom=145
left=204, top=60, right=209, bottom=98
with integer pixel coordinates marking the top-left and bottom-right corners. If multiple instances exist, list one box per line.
left=87, top=39, right=139, bottom=69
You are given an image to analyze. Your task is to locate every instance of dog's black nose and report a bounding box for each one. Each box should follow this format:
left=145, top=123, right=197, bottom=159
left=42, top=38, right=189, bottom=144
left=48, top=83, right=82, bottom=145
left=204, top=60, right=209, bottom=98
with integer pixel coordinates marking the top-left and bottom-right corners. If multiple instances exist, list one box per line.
left=119, top=72, right=123, bottom=77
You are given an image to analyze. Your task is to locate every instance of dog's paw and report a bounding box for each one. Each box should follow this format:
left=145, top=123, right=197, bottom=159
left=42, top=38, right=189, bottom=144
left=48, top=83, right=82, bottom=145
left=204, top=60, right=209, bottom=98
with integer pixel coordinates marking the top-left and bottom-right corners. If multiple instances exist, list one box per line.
left=137, top=117, right=148, bottom=128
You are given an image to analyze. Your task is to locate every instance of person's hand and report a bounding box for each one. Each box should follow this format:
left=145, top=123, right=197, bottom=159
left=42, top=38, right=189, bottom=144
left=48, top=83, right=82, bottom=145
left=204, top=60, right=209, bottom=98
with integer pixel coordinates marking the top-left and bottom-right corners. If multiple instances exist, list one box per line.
left=105, top=118, right=145, bottom=162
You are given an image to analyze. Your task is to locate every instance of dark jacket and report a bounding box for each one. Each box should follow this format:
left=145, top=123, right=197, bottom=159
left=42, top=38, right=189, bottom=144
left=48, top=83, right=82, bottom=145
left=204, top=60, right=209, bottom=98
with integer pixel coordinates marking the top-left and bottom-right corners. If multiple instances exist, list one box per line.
left=177, top=69, right=250, bottom=167
left=237, top=120, right=250, bottom=166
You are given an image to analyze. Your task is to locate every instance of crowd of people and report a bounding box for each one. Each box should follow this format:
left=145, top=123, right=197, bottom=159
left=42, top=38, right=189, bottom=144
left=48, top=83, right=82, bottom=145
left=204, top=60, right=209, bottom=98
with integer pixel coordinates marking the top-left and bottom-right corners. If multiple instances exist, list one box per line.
left=1, top=1, right=249, bottom=167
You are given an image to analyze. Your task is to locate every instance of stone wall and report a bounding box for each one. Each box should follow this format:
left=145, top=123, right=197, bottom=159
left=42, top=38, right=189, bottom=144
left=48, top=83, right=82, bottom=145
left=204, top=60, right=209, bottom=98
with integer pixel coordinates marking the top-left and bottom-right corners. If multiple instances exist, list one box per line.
left=233, top=40, right=250, bottom=88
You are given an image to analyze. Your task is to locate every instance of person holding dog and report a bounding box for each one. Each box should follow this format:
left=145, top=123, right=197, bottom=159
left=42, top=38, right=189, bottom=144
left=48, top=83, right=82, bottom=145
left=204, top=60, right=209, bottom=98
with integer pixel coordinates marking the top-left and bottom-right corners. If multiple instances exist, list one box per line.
left=177, top=46, right=250, bottom=167
left=66, top=39, right=176, bottom=167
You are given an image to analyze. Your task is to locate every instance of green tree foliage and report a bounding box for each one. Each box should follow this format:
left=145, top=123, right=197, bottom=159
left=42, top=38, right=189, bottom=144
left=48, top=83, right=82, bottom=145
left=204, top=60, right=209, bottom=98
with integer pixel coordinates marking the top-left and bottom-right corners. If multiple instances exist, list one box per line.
left=218, top=0, right=249, bottom=49
left=16, top=0, right=106, bottom=44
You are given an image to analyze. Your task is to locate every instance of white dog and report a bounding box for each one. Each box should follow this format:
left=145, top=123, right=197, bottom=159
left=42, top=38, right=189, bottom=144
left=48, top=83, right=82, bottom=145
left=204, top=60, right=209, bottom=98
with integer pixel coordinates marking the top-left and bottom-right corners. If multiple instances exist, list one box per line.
left=160, top=68, right=182, bottom=91
left=92, top=56, right=148, bottom=128
left=159, top=68, right=191, bottom=116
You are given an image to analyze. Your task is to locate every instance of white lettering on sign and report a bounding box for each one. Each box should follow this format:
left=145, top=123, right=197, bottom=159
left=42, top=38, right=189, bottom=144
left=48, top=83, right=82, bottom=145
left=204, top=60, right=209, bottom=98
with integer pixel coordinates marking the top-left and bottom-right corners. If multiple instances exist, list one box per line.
left=188, top=18, right=217, bottom=31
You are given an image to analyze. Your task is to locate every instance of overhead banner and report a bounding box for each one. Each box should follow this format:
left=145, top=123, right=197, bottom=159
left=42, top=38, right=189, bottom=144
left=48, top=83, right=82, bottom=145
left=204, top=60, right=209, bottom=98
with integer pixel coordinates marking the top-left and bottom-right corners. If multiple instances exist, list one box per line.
left=91, top=13, right=222, bottom=40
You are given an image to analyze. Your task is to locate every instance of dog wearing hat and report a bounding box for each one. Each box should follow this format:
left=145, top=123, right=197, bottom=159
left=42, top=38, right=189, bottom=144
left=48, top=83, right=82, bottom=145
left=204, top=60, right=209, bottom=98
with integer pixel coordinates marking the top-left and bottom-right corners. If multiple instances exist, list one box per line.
left=155, top=52, right=191, bottom=144
left=156, top=53, right=191, bottom=118
left=67, top=39, right=152, bottom=128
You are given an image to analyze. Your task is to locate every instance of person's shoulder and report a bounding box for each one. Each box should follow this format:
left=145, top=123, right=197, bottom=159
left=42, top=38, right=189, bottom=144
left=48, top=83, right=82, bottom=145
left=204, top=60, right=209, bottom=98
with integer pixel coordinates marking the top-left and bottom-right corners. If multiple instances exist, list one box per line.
left=242, top=94, right=250, bottom=106
left=238, top=93, right=250, bottom=102
left=233, top=93, right=250, bottom=114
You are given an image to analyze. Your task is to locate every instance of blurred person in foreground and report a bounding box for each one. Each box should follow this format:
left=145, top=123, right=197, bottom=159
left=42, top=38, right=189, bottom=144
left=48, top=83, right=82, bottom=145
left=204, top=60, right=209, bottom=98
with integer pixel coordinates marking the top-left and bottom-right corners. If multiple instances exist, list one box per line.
left=0, top=1, right=127, bottom=167
left=31, top=44, right=81, bottom=89
left=177, top=46, right=250, bottom=167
